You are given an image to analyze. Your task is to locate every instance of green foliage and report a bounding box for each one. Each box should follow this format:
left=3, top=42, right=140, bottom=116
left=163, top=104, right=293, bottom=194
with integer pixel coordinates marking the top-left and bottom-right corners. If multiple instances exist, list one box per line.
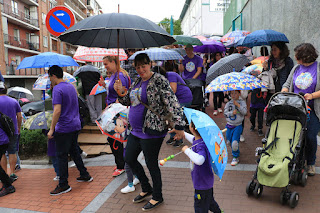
left=159, top=17, right=183, bottom=35
left=19, top=129, right=47, bottom=157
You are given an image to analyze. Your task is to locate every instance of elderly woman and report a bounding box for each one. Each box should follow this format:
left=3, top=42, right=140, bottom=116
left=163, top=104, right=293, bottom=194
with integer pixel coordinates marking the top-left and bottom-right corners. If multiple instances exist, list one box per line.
left=114, top=53, right=185, bottom=211
left=282, top=43, right=320, bottom=176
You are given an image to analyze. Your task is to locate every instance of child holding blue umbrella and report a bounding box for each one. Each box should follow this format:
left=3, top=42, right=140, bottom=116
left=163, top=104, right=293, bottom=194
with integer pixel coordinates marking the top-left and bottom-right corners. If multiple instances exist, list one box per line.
left=224, top=90, right=247, bottom=166
left=182, top=122, right=222, bottom=213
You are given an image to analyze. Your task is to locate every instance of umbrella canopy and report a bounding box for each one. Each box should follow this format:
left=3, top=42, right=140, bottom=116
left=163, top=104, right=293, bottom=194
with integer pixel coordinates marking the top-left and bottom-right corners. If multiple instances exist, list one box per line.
left=193, top=40, right=226, bottom=53
left=173, top=35, right=203, bottom=46
left=73, top=46, right=128, bottom=62
left=89, top=79, right=110, bottom=96
left=16, top=52, right=79, bottom=70
left=7, top=87, right=34, bottom=100
left=221, top=30, right=250, bottom=43
left=241, top=29, right=289, bottom=47
left=23, top=111, right=53, bottom=130
left=192, top=35, right=208, bottom=41
left=73, top=64, right=100, bottom=77
left=128, top=48, right=184, bottom=61
left=59, top=13, right=175, bottom=48
left=206, top=53, right=250, bottom=84
left=184, top=107, right=228, bottom=180
left=171, top=48, right=186, bottom=56
left=205, top=72, right=267, bottom=93
left=33, top=72, right=76, bottom=90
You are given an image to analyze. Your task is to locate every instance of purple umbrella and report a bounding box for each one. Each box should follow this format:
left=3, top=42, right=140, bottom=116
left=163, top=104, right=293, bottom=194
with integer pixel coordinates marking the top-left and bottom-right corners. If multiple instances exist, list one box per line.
left=193, top=40, right=226, bottom=54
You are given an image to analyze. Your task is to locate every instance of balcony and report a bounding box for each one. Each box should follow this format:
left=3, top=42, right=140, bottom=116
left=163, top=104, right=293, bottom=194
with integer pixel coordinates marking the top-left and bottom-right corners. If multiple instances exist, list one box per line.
left=19, top=0, right=39, bottom=6
left=2, top=3, right=39, bottom=30
left=87, top=0, right=93, bottom=10
left=4, top=33, right=40, bottom=52
left=72, top=0, right=86, bottom=9
left=64, top=0, right=86, bottom=20
left=66, top=44, right=77, bottom=56
left=6, top=65, right=43, bottom=76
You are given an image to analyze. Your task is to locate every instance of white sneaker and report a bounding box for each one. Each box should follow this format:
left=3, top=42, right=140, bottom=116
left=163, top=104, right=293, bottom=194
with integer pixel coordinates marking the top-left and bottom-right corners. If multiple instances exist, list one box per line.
left=53, top=176, right=60, bottom=181
left=133, top=178, right=140, bottom=186
left=213, top=111, right=218, bottom=116
left=70, top=162, right=76, bottom=167
left=120, top=185, right=135, bottom=194
left=218, top=108, right=223, bottom=113
left=81, top=151, right=88, bottom=158
left=231, top=158, right=239, bottom=166
left=240, top=135, right=245, bottom=142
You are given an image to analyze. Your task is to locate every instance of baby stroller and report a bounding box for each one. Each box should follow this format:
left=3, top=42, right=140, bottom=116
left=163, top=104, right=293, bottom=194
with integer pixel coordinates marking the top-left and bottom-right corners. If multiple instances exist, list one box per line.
left=246, top=92, right=308, bottom=208
left=184, top=78, right=206, bottom=112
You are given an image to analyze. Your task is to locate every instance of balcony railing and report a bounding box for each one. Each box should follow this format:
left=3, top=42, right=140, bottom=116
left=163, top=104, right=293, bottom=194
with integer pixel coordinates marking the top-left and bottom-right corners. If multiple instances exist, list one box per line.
left=4, top=33, right=40, bottom=51
left=65, top=0, right=86, bottom=19
left=2, top=3, right=39, bottom=28
left=6, top=65, right=43, bottom=76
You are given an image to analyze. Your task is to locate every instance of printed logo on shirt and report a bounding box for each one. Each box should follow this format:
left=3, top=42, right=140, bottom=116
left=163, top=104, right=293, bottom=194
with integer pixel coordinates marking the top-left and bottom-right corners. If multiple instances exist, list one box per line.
left=186, top=62, right=195, bottom=72
left=130, top=87, right=142, bottom=107
left=295, top=72, right=313, bottom=90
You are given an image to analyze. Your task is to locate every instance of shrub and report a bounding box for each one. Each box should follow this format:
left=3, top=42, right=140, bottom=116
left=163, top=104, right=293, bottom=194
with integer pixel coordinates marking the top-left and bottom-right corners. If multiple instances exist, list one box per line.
left=19, top=129, right=47, bottom=157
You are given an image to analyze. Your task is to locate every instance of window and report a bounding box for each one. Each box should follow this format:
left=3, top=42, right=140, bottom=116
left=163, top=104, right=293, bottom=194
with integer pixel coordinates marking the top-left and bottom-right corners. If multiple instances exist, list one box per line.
left=49, top=0, right=57, bottom=9
left=24, top=7, right=30, bottom=20
left=43, top=36, right=48, bottom=47
left=11, top=0, right=18, bottom=14
left=42, top=13, right=46, bottom=24
left=26, top=33, right=31, bottom=42
left=13, top=29, right=19, bottom=41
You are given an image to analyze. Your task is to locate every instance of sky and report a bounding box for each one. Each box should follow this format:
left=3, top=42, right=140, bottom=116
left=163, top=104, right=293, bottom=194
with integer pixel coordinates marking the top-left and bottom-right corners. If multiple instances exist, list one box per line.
left=97, top=0, right=186, bottom=23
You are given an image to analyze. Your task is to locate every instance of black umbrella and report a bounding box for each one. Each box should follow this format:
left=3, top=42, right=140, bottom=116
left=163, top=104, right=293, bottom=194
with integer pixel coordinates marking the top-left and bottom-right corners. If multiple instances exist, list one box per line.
left=206, top=53, right=250, bottom=84
left=59, top=13, right=175, bottom=48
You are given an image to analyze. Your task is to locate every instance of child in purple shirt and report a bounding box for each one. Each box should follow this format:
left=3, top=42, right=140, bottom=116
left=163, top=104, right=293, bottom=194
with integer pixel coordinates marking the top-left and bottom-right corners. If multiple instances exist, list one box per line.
left=182, top=122, right=222, bottom=213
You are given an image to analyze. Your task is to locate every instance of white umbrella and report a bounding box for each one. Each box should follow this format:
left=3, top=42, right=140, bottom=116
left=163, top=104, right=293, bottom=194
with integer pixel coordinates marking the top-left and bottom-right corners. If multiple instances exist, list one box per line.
left=7, top=87, right=34, bottom=100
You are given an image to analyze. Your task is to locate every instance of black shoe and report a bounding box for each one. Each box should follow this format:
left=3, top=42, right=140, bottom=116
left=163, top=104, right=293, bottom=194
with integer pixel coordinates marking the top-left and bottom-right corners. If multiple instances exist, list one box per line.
left=0, top=186, right=15, bottom=197
left=173, top=140, right=183, bottom=147
left=133, top=191, right=153, bottom=203
left=165, top=138, right=174, bottom=145
left=9, top=174, right=18, bottom=182
left=50, top=185, right=72, bottom=196
left=142, top=200, right=164, bottom=211
left=258, top=129, right=264, bottom=136
left=77, top=175, right=93, bottom=182
left=250, top=126, right=255, bottom=132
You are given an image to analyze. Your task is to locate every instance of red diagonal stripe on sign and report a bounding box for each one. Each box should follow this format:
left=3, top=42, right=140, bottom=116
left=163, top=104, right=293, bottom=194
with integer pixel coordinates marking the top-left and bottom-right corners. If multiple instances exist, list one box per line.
left=52, top=13, right=69, bottom=29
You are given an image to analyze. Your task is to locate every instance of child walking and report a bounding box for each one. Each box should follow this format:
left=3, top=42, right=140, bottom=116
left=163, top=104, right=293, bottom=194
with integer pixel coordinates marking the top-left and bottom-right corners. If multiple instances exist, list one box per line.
left=182, top=122, right=222, bottom=213
left=224, top=90, right=247, bottom=166
left=250, top=88, right=266, bottom=136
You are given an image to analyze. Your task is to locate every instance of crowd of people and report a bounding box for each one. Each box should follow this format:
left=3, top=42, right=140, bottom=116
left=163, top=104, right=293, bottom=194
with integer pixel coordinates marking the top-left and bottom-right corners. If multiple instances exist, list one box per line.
left=0, top=41, right=319, bottom=212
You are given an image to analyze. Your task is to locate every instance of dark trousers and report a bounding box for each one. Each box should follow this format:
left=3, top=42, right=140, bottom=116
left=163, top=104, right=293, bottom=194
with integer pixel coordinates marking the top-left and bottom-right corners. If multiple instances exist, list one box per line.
left=194, top=188, right=221, bottom=213
left=55, top=131, right=89, bottom=187
left=306, top=110, right=320, bottom=165
left=213, top=92, right=224, bottom=110
left=0, top=144, right=12, bottom=188
left=109, top=138, right=125, bottom=170
left=125, top=134, right=164, bottom=201
left=250, top=107, right=264, bottom=130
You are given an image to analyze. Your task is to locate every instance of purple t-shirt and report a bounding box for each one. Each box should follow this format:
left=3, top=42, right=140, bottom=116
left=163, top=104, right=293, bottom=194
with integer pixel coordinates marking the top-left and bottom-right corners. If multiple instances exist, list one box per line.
left=52, top=82, right=81, bottom=133
left=166, top=72, right=192, bottom=104
left=191, top=138, right=214, bottom=190
left=107, top=72, right=130, bottom=105
left=293, top=62, right=318, bottom=107
left=0, top=95, right=21, bottom=135
left=128, top=80, right=166, bottom=139
left=182, top=55, right=203, bottom=80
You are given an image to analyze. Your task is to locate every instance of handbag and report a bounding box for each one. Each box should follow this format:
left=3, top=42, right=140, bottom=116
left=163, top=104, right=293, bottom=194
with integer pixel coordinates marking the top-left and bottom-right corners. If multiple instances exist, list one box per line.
left=0, top=112, right=15, bottom=138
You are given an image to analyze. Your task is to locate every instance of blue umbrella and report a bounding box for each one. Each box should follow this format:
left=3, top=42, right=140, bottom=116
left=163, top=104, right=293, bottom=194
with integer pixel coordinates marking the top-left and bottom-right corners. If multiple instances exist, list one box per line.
left=241, top=29, right=289, bottom=47
left=128, top=48, right=184, bottom=61
left=184, top=107, right=228, bottom=180
left=23, top=111, right=53, bottom=130
left=16, top=52, right=79, bottom=70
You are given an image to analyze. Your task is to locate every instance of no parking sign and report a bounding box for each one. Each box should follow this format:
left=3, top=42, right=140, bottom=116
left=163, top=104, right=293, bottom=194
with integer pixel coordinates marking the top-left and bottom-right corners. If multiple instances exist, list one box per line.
left=46, top=6, right=75, bottom=37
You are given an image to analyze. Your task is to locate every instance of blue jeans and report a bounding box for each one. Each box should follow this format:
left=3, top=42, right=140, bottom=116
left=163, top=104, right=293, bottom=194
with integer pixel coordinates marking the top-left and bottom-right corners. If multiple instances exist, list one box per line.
left=51, top=156, right=59, bottom=177
left=306, top=110, right=320, bottom=165
left=226, top=125, right=243, bottom=158
left=169, top=102, right=192, bottom=140
left=54, top=131, right=89, bottom=187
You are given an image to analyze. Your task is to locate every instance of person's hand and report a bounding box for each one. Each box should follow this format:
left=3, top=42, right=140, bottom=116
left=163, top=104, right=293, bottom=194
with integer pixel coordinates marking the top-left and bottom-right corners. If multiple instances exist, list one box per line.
left=182, top=145, right=189, bottom=152
left=262, top=60, right=268, bottom=70
left=304, top=93, right=313, bottom=100
left=168, top=129, right=185, bottom=140
left=233, top=110, right=238, bottom=115
left=233, top=100, right=240, bottom=107
left=99, top=78, right=106, bottom=87
left=47, top=129, right=54, bottom=139
left=281, top=88, right=289, bottom=92
left=113, top=80, right=125, bottom=95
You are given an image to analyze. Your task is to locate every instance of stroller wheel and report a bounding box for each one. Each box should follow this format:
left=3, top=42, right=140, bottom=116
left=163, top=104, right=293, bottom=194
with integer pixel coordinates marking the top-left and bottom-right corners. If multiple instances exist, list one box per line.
left=253, top=183, right=263, bottom=198
left=280, top=190, right=287, bottom=205
left=289, top=192, right=299, bottom=208
left=246, top=181, right=255, bottom=196
left=300, top=170, right=308, bottom=187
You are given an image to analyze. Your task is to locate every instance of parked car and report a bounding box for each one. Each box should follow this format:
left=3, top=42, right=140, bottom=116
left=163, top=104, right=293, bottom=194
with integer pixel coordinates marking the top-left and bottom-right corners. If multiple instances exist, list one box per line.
left=22, top=101, right=45, bottom=116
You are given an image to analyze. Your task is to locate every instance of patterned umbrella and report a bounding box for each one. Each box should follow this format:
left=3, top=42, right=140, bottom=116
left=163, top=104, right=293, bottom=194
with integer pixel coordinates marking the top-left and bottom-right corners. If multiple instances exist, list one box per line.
left=74, top=46, right=128, bottom=62
left=193, top=40, right=226, bottom=53
left=221, top=30, right=250, bottom=43
left=173, top=35, right=203, bottom=46
left=171, top=48, right=186, bottom=56
left=128, top=48, right=184, bottom=61
left=23, top=111, right=53, bottom=130
left=192, top=35, right=208, bottom=41
left=206, top=53, right=250, bottom=84
left=33, top=72, right=76, bottom=90
left=89, top=79, right=110, bottom=96
left=205, top=72, right=267, bottom=93
left=7, top=87, right=34, bottom=100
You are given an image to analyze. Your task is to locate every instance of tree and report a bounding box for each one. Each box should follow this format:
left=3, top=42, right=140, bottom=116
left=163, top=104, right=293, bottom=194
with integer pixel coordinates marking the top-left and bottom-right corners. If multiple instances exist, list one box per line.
left=159, top=17, right=183, bottom=35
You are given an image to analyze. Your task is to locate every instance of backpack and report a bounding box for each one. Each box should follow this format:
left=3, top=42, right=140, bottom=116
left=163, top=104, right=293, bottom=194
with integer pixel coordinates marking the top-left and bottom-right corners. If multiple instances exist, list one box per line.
left=0, top=112, right=15, bottom=138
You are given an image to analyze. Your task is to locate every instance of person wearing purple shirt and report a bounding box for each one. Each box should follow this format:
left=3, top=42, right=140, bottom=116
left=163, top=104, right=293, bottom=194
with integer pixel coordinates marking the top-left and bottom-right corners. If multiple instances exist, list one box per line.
left=282, top=43, right=320, bottom=176
left=101, top=56, right=131, bottom=177
left=182, top=122, right=221, bottom=213
left=0, top=83, right=16, bottom=197
left=179, top=44, right=203, bottom=80
left=47, top=65, right=93, bottom=196
left=0, top=86, right=22, bottom=183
